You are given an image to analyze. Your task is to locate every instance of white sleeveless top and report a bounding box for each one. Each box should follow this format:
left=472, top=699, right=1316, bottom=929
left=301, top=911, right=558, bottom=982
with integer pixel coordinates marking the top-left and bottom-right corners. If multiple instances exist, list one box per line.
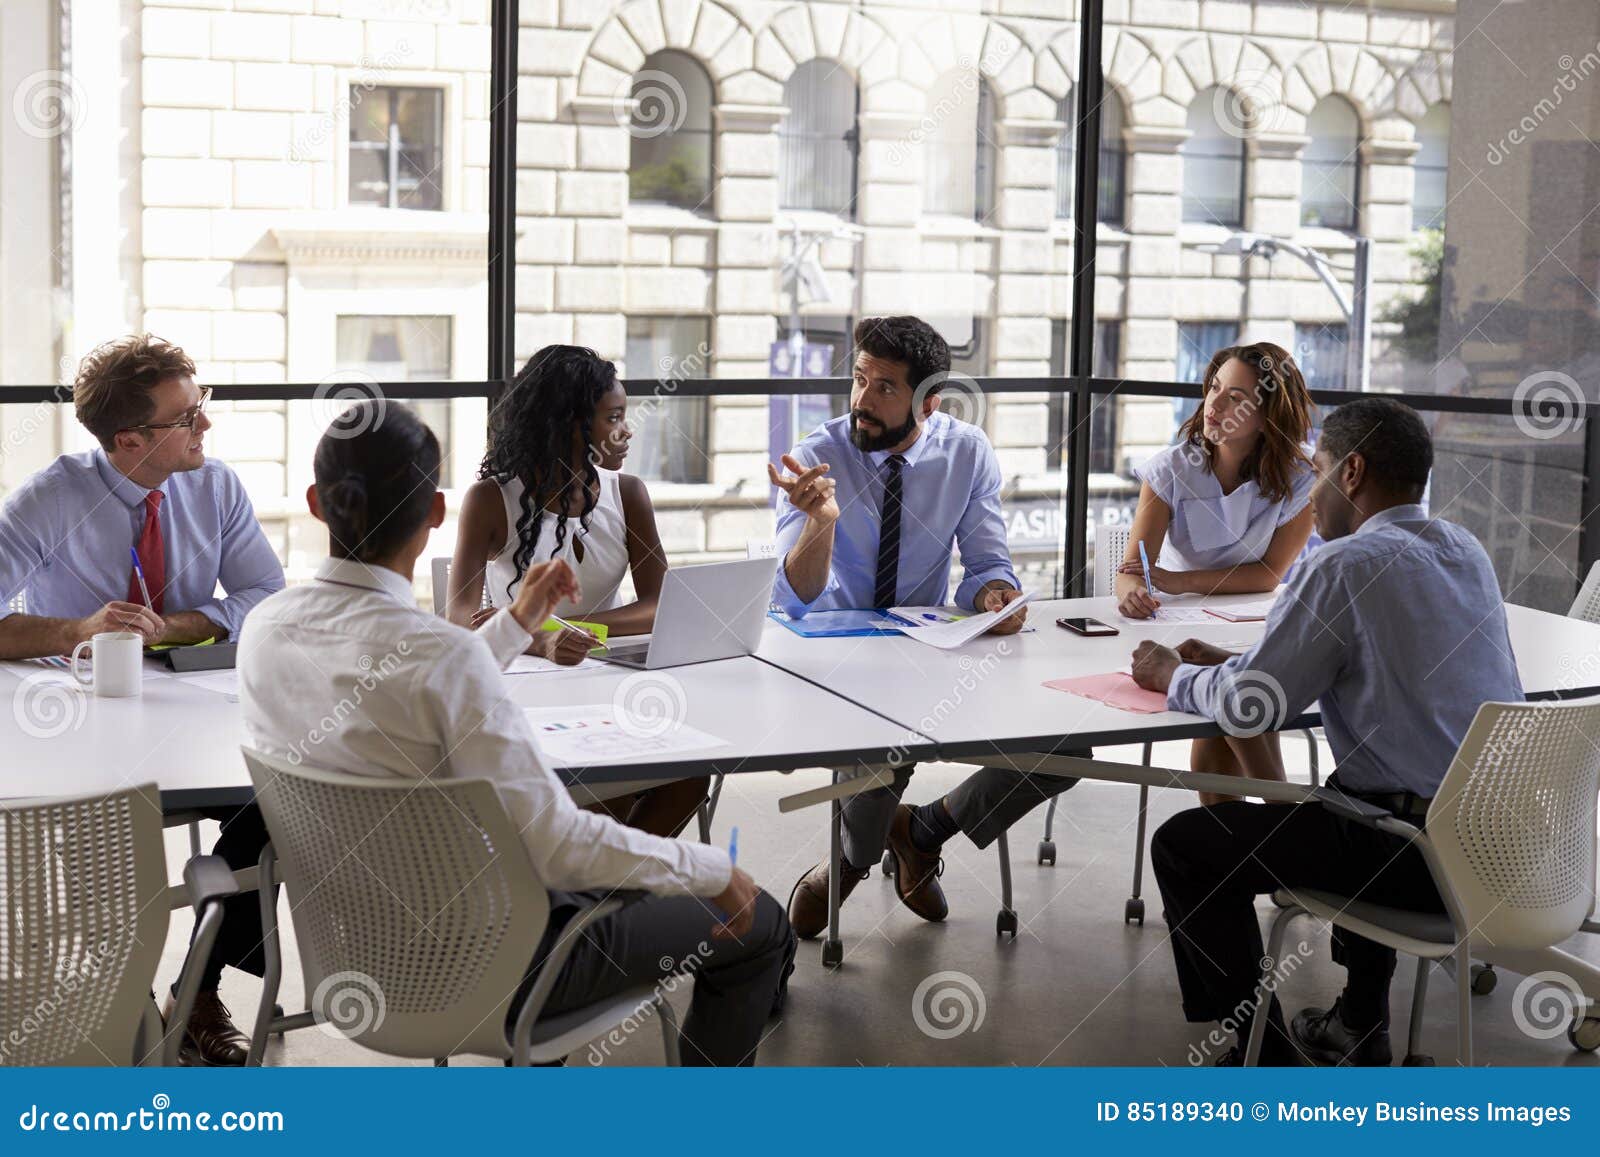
left=484, top=471, right=630, bottom=619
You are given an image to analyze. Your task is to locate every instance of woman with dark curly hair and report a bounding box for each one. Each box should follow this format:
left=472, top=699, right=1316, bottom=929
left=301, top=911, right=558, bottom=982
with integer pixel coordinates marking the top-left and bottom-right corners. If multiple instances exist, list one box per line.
left=1115, top=341, right=1317, bottom=803
left=447, top=343, right=708, bottom=837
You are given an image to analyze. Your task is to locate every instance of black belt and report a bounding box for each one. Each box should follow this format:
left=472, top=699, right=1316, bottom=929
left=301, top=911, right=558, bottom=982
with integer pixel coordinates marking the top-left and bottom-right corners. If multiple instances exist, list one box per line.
left=1327, top=776, right=1432, bottom=823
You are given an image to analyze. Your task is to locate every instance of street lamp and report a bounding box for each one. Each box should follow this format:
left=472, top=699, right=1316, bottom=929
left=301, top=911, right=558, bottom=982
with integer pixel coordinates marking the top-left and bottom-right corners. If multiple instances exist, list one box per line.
left=1199, top=230, right=1372, bottom=392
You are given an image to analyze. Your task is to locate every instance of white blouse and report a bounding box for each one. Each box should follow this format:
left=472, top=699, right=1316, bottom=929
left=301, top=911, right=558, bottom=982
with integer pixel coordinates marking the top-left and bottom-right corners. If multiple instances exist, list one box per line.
left=1135, top=441, right=1315, bottom=573
left=484, top=470, right=631, bottom=618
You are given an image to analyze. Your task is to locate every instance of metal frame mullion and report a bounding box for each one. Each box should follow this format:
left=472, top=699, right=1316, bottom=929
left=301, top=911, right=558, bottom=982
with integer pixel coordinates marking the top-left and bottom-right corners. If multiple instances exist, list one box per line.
left=1063, top=0, right=1106, bottom=597
left=487, top=0, right=519, bottom=401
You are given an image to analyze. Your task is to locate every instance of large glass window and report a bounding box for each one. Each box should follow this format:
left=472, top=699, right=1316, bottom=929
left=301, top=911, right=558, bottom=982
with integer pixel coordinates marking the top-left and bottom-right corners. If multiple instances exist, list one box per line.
left=625, top=316, right=711, bottom=485
left=1056, top=87, right=1126, bottom=226
left=1181, top=89, right=1246, bottom=226
left=1412, top=103, right=1450, bottom=230
left=923, top=71, right=995, bottom=221
left=628, top=51, right=714, bottom=212
left=1294, top=321, right=1350, bottom=391
left=348, top=87, right=445, bottom=211
left=779, top=61, right=858, bottom=216
left=1301, top=97, right=1361, bottom=231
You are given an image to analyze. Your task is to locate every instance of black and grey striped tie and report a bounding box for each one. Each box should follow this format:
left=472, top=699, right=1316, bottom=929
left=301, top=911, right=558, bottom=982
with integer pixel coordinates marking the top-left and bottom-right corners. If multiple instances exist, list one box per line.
left=873, top=454, right=907, bottom=609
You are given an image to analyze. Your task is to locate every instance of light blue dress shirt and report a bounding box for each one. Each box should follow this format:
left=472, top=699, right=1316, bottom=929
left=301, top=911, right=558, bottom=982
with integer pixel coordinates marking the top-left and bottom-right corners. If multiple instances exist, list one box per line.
left=1167, top=504, right=1524, bottom=796
left=772, top=410, right=1019, bottom=616
left=0, top=449, right=285, bottom=640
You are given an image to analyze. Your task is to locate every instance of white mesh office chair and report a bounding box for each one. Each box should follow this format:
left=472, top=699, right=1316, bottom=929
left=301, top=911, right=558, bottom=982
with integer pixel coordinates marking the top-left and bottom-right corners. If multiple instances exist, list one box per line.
left=1, top=785, right=228, bottom=1067
left=1568, top=560, right=1600, bottom=624
left=1245, top=697, right=1600, bottom=1066
left=1034, top=523, right=1321, bottom=924
left=242, top=749, right=680, bottom=1066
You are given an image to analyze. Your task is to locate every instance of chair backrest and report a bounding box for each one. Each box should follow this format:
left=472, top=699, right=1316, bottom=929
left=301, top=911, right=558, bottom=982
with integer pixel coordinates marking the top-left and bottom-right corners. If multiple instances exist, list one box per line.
left=1093, top=522, right=1133, bottom=599
left=1568, top=560, right=1600, bottom=624
left=430, top=557, right=451, bottom=616
left=1427, top=697, right=1600, bottom=950
left=0, top=785, right=168, bottom=1066
left=243, top=749, right=548, bottom=1060
left=432, top=556, right=494, bottom=616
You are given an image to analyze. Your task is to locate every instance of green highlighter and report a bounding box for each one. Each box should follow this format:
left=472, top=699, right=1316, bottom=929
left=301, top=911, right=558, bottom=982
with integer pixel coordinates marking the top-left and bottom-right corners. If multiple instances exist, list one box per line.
left=541, top=616, right=608, bottom=645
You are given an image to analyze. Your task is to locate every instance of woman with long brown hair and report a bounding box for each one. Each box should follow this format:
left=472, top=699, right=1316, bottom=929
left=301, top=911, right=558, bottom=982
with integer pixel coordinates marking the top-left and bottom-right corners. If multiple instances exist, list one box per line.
left=1115, top=341, right=1317, bottom=801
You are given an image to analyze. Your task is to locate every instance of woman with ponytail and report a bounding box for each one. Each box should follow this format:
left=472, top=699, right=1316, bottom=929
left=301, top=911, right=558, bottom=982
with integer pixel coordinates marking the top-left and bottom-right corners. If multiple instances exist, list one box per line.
left=448, top=344, right=707, bottom=838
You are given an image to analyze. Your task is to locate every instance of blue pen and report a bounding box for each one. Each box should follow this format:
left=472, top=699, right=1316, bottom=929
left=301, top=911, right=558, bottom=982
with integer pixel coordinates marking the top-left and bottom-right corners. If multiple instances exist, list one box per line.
left=129, top=548, right=154, bottom=611
left=728, top=826, right=739, bottom=866
left=1137, top=540, right=1160, bottom=620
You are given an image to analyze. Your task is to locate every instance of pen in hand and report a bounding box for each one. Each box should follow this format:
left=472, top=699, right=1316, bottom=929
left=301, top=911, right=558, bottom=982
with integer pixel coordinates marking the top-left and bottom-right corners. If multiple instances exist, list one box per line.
left=129, top=547, right=154, bottom=611
left=1137, top=540, right=1161, bottom=621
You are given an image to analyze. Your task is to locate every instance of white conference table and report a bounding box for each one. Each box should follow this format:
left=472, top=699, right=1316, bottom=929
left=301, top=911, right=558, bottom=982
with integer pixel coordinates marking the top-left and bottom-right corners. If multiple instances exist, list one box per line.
left=0, top=655, right=932, bottom=813
left=756, top=592, right=1600, bottom=761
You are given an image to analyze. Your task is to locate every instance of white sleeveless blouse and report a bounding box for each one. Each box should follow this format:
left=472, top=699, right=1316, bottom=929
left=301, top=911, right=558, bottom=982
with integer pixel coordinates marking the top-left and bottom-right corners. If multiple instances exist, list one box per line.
left=484, top=470, right=630, bottom=619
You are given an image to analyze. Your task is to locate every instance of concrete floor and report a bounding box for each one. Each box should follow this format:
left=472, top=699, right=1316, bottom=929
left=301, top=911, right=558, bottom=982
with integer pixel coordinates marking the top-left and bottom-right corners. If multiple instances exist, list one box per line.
left=159, top=739, right=1600, bottom=1068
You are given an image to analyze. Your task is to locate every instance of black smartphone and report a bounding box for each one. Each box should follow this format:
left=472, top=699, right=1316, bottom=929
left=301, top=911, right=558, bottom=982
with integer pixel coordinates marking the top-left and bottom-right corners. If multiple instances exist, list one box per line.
left=1057, top=616, right=1119, bottom=637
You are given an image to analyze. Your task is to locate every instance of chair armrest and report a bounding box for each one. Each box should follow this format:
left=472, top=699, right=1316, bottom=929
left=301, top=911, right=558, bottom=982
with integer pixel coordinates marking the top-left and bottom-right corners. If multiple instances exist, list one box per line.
left=509, top=890, right=647, bottom=1064
left=1311, top=786, right=1424, bottom=840
left=182, top=853, right=241, bottom=914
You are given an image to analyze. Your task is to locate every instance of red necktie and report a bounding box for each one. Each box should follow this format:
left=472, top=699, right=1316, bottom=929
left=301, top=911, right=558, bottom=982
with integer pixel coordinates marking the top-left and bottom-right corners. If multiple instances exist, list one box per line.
left=128, top=491, right=166, bottom=614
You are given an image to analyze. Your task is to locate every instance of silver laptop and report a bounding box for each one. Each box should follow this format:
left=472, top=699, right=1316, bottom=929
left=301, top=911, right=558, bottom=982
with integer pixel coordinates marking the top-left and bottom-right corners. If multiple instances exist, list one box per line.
left=595, top=556, right=780, bottom=670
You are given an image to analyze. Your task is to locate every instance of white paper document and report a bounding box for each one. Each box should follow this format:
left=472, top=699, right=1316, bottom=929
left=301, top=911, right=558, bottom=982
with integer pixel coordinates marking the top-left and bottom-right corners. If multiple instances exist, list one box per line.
left=504, top=655, right=607, bottom=676
left=173, top=669, right=241, bottom=700
left=522, top=705, right=728, bottom=765
left=897, top=591, right=1035, bottom=650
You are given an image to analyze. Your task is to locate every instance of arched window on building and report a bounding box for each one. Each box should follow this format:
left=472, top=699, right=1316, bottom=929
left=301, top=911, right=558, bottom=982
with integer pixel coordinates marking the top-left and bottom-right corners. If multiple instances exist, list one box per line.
left=1181, top=88, right=1245, bottom=225
left=1302, top=96, right=1362, bottom=230
left=1413, top=102, right=1450, bottom=230
left=628, top=50, right=714, bottom=212
left=778, top=60, right=859, bottom=215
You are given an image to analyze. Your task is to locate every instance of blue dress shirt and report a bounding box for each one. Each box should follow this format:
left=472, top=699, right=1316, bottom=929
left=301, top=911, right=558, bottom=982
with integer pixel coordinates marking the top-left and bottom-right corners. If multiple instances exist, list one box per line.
left=772, top=411, right=1019, bottom=616
left=0, top=449, right=285, bottom=640
left=1167, top=504, right=1524, bottom=797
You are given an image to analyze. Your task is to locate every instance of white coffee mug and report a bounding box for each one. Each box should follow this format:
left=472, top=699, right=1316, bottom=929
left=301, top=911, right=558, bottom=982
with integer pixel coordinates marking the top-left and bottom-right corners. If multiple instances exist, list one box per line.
left=70, top=631, right=144, bottom=698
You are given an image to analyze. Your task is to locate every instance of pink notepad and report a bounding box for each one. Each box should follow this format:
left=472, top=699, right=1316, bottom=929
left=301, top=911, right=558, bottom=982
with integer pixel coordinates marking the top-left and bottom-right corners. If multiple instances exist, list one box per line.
left=1044, top=672, right=1170, bottom=714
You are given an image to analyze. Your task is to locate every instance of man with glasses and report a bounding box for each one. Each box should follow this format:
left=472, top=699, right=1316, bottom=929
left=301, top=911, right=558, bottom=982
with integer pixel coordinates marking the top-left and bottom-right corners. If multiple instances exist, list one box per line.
left=0, top=333, right=285, bottom=1065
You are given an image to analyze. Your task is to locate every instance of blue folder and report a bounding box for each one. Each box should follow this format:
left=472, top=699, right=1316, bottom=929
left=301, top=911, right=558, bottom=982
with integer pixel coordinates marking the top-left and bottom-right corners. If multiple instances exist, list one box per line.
left=767, top=608, right=910, bottom=638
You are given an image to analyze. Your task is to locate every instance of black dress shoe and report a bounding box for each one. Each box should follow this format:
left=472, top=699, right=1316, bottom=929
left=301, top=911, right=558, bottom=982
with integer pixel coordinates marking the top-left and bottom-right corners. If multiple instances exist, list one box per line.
left=1291, top=999, right=1392, bottom=1066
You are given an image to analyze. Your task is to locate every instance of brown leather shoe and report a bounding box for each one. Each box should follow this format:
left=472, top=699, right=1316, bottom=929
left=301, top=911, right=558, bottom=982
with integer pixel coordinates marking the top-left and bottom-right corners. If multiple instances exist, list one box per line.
left=786, top=858, right=869, bottom=940
left=887, top=805, right=948, bottom=922
left=162, top=990, right=249, bottom=1067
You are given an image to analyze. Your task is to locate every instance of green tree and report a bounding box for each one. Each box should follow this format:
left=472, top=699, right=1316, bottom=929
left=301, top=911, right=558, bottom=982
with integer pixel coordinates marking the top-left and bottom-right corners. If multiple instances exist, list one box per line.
left=1379, top=226, right=1443, bottom=366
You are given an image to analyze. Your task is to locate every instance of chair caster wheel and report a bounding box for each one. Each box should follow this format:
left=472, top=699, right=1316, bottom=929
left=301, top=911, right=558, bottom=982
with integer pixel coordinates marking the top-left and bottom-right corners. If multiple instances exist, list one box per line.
left=1402, top=1053, right=1435, bottom=1066
left=1570, top=1015, right=1600, bottom=1052
left=821, top=939, right=843, bottom=969
left=996, top=910, right=1018, bottom=938
left=1037, top=840, right=1056, bottom=866
left=1124, top=898, right=1145, bottom=925
left=880, top=852, right=895, bottom=880
left=1470, top=963, right=1497, bottom=996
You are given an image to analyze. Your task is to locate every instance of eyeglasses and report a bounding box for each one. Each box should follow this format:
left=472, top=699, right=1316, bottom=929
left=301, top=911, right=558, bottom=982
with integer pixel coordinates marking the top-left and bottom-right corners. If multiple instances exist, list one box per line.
left=122, top=387, right=212, bottom=433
